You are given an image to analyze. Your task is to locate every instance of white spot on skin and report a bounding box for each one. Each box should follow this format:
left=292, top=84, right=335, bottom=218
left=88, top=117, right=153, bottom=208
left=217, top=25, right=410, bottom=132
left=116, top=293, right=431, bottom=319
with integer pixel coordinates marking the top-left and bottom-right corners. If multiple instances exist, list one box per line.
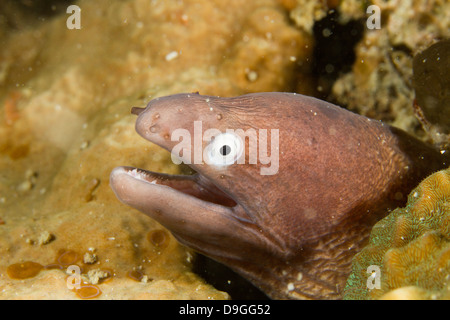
left=287, top=283, right=294, bottom=291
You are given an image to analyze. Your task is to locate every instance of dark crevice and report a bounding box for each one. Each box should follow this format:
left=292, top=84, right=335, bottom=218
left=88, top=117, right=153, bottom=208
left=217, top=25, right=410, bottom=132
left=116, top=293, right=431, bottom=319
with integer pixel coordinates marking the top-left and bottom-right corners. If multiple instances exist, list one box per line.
left=0, top=0, right=76, bottom=30
left=192, top=254, right=269, bottom=300
left=311, top=10, right=365, bottom=100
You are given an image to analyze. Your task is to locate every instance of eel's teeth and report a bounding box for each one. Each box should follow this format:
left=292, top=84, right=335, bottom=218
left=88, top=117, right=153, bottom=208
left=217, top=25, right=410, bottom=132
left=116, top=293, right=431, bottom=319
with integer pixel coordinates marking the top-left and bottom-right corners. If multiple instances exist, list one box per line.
left=128, top=168, right=155, bottom=183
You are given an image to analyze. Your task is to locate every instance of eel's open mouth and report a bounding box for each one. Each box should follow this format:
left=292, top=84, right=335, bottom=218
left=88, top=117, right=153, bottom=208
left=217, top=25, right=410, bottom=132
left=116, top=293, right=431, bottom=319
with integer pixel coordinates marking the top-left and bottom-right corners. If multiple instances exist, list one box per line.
left=112, top=166, right=237, bottom=208
left=110, top=164, right=261, bottom=256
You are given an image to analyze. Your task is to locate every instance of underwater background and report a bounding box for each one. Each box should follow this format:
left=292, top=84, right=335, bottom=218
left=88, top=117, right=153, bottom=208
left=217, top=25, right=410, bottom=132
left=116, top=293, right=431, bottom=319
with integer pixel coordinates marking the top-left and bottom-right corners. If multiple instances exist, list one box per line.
left=0, top=0, right=448, bottom=299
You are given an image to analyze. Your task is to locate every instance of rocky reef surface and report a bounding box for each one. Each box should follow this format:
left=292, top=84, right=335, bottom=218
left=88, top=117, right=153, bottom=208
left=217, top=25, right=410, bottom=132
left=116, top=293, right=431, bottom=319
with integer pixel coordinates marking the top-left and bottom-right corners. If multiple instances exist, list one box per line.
left=0, top=0, right=311, bottom=299
left=0, top=0, right=447, bottom=299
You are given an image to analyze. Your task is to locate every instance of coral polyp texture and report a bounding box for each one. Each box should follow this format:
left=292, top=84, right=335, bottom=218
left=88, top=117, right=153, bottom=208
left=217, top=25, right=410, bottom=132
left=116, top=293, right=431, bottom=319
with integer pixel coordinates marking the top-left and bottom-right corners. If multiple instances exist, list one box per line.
left=344, top=167, right=450, bottom=300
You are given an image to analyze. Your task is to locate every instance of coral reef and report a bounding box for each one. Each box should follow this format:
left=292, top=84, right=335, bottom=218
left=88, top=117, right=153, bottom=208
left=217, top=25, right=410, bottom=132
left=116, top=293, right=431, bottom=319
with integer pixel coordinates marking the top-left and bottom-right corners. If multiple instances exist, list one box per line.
left=0, top=0, right=312, bottom=299
left=330, top=0, right=449, bottom=133
left=0, top=0, right=447, bottom=299
left=344, top=167, right=450, bottom=300
left=287, top=0, right=449, bottom=133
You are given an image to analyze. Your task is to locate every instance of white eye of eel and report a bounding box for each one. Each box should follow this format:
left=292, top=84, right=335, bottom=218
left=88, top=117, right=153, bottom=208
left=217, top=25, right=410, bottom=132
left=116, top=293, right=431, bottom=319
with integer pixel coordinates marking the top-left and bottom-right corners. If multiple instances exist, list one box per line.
left=204, top=132, right=243, bottom=166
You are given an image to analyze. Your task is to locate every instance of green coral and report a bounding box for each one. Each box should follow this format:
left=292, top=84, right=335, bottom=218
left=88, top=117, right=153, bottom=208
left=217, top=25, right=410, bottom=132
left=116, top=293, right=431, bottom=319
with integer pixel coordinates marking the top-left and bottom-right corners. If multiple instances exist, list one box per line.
left=344, top=167, right=450, bottom=300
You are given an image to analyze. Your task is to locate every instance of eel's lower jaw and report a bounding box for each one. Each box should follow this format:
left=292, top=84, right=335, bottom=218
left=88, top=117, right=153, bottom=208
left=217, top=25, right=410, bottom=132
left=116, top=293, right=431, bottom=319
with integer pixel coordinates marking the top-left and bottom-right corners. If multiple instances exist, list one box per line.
left=109, top=166, right=254, bottom=248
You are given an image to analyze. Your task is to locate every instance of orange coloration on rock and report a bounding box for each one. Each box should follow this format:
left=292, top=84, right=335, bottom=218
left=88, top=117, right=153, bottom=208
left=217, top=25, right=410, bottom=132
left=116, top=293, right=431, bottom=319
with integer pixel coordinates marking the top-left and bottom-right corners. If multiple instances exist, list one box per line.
left=7, top=261, right=43, bottom=280
left=4, top=91, right=21, bottom=126
left=57, top=250, right=80, bottom=266
left=147, top=229, right=170, bottom=249
left=74, top=284, right=102, bottom=299
left=127, top=270, right=146, bottom=282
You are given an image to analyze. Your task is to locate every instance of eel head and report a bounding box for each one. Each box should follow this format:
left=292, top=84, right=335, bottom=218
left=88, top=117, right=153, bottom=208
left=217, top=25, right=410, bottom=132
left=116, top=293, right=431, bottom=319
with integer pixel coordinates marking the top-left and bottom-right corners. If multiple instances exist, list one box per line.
left=110, top=92, right=449, bottom=299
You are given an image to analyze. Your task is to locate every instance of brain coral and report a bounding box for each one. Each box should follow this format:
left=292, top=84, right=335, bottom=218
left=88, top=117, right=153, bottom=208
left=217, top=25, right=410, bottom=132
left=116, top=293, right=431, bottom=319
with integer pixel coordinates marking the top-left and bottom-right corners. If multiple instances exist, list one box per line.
left=344, top=167, right=450, bottom=300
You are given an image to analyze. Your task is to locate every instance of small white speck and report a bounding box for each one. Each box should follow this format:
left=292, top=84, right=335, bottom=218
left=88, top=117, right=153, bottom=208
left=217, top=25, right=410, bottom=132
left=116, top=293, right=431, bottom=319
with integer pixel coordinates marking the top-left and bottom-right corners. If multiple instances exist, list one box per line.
left=287, top=283, right=294, bottom=291
left=108, top=237, right=116, bottom=241
left=80, top=141, right=89, bottom=150
left=165, top=51, right=179, bottom=61
left=246, top=70, right=258, bottom=82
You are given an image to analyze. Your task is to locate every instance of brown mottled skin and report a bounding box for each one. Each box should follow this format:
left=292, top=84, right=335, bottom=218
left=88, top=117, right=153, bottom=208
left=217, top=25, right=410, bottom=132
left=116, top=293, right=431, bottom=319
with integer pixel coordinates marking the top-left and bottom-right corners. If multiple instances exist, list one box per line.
left=110, top=92, right=449, bottom=299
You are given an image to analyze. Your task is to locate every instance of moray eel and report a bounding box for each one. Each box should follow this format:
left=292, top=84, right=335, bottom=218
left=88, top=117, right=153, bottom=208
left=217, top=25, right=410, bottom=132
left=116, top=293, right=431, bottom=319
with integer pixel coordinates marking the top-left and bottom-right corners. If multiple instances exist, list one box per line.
left=110, top=92, right=449, bottom=299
